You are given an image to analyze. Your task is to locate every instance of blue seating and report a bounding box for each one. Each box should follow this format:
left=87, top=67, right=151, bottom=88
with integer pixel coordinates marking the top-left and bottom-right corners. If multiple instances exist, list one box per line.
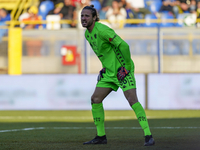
left=38, top=0, right=54, bottom=28
left=148, top=0, right=162, bottom=14
left=38, top=0, right=54, bottom=20
left=144, top=0, right=162, bottom=8
left=160, top=12, right=174, bottom=27
left=175, top=13, right=190, bottom=27
left=91, top=0, right=101, bottom=12
left=143, top=14, right=158, bottom=27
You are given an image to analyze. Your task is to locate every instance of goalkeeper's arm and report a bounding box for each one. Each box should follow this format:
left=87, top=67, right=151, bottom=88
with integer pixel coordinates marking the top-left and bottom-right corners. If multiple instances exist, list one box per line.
left=118, top=41, right=131, bottom=71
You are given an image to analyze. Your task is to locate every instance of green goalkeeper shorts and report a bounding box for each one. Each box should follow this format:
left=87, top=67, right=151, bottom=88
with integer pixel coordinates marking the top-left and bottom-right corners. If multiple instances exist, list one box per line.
left=96, top=70, right=136, bottom=92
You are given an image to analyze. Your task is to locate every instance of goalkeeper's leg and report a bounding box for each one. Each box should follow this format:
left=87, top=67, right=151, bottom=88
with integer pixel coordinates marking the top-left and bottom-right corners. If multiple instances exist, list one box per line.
left=83, top=87, right=112, bottom=145
left=124, top=88, right=155, bottom=146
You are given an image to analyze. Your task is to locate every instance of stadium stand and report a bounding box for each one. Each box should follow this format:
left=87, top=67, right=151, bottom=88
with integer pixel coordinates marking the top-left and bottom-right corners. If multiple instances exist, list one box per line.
left=148, top=0, right=162, bottom=14
left=38, top=0, right=54, bottom=20
left=91, top=0, right=101, bottom=12
left=143, top=14, right=158, bottom=27
left=160, top=12, right=174, bottom=27
left=163, top=39, right=189, bottom=55
left=38, top=0, right=54, bottom=28
left=0, top=0, right=39, bottom=21
left=192, top=39, right=200, bottom=54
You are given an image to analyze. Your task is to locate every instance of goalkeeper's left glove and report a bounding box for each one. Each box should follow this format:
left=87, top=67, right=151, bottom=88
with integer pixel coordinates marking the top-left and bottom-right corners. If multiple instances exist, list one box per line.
left=97, top=68, right=106, bottom=81
left=117, top=67, right=130, bottom=81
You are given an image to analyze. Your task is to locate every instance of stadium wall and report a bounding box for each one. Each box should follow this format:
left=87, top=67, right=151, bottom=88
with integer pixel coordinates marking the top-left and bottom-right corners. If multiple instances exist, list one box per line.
left=1, top=28, right=200, bottom=74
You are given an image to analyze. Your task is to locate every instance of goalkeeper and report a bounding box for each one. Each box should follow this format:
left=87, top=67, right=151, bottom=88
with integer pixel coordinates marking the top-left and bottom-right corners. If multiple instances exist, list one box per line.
left=81, top=5, right=155, bottom=146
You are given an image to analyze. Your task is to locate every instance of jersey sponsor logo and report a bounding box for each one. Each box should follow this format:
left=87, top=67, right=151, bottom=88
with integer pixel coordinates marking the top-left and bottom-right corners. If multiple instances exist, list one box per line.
left=109, top=35, right=117, bottom=42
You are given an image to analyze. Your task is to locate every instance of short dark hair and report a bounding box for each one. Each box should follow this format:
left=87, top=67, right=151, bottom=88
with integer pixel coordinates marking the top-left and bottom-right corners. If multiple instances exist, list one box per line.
left=83, top=5, right=100, bottom=21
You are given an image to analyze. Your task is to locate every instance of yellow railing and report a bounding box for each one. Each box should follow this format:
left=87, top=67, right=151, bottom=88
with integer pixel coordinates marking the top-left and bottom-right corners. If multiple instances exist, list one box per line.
left=1, top=18, right=199, bottom=28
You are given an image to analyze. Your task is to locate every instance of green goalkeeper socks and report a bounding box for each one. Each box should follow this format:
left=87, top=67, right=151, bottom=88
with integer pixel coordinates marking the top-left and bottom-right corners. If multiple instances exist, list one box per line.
left=92, top=103, right=105, bottom=136
left=132, top=102, right=151, bottom=136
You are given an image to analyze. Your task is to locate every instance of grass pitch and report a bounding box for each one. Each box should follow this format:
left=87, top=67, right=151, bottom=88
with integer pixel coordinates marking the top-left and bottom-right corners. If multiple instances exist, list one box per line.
left=0, top=110, right=200, bottom=150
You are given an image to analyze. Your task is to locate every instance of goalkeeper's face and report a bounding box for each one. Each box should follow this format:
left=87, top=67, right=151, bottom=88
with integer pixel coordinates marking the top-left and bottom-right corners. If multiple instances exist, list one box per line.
left=81, top=9, right=95, bottom=29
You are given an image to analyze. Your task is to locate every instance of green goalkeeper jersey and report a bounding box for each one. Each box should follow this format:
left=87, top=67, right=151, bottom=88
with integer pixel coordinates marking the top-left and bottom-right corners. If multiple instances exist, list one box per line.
left=85, top=22, right=134, bottom=78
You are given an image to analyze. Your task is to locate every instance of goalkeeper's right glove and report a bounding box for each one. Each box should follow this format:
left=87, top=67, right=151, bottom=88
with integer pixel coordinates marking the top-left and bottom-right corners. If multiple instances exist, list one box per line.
left=97, top=68, right=106, bottom=81
left=117, top=67, right=129, bottom=81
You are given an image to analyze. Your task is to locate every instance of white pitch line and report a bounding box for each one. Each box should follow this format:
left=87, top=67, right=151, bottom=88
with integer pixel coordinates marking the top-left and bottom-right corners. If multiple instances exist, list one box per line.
left=0, top=116, right=161, bottom=120
left=0, top=116, right=139, bottom=120
left=0, top=126, right=200, bottom=133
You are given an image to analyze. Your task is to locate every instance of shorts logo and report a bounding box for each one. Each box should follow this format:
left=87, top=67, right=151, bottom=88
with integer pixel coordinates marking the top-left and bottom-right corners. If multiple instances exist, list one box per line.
left=120, top=79, right=127, bottom=86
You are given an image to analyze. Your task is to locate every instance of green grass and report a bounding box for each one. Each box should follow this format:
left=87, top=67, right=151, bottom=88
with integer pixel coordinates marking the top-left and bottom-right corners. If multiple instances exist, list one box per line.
left=0, top=110, right=200, bottom=150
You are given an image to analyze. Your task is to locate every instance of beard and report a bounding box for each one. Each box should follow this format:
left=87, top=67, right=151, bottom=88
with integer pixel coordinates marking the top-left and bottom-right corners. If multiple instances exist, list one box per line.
left=82, top=20, right=94, bottom=28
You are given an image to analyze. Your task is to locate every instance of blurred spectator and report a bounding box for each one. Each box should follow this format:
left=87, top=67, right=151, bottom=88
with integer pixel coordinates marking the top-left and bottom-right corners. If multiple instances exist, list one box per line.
left=0, top=8, right=11, bottom=42
left=159, top=0, right=176, bottom=13
left=48, top=2, right=64, bottom=15
left=72, top=0, right=82, bottom=7
left=197, top=1, right=200, bottom=17
left=106, top=0, right=127, bottom=28
left=22, top=6, right=42, bottom=29
left=189, top=0, right=197, bottom=13
left=197, top=1, right=200, bottom=27
left=159, top=0, right=180, bottom=18
left=39, top=0, right=63, bottom=6
left=120, top=0, right=137, bottom=19
left=178, top=0, right=190, bottom=13
left=99, top=0, right=113, bottom=19
left=120, top=0, right=127, bottom=8
left=46, top=2, right=64, bottom=30
left=126, top=0, right=151, bottom=19
left=19, top=7, right=31, bottom=28
left=22, top=6, right=42, bottom=56
left=175, top=0, right=197, bottom=14
left=59, top=0, right=77, bottom=28
left=0, top=8, right=11, bottom=22
left=120, top=0, right=139, bottom=26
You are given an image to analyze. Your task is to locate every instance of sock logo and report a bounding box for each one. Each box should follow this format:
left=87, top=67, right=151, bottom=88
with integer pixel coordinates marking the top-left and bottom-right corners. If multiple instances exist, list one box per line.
left=94, top=117, right=101, bottom=122
left=138, top=116, right=146, bottom=122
